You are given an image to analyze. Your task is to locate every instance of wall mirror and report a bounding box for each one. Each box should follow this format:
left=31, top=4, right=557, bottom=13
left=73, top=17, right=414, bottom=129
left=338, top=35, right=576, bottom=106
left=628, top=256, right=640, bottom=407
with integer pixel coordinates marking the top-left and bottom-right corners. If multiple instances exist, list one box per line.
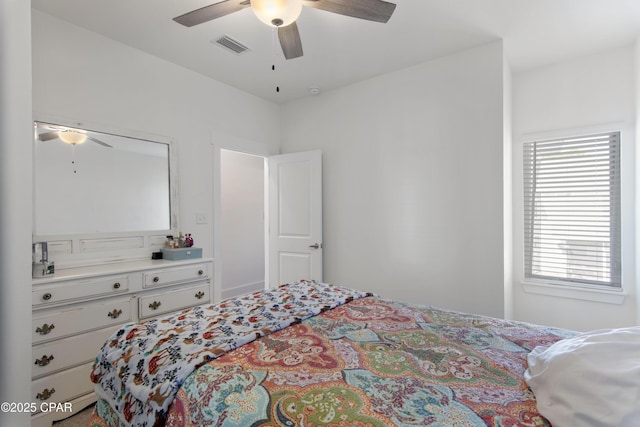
left=33, top=118, right=177, bottom=240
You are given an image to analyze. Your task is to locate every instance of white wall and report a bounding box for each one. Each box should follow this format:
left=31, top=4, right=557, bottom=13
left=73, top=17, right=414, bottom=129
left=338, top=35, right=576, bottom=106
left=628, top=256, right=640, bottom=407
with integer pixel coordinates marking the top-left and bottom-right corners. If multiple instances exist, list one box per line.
left=220, top=149, right=265, bottom=298
left=636, top=37, right=640, bottom=326
left=0, top=0, right=32, bottom=425
left=512, top=46, right=637, bottom=331
left=281, top=42, right=506, bottom=318
left=503, top=55, right=514, bottom=320
left=32, top=10, right=281, bottom=264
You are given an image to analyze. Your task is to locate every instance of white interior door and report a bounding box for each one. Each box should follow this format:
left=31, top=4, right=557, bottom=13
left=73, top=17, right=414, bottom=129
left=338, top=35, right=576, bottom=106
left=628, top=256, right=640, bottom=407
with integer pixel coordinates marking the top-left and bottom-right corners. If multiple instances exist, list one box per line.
left=268, top=150, right=322, bottom=286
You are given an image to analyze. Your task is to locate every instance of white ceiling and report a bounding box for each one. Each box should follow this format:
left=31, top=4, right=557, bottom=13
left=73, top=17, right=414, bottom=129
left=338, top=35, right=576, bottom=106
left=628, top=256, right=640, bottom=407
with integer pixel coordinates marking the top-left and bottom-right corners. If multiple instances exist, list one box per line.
left=31, top=0, right=640, bottom=104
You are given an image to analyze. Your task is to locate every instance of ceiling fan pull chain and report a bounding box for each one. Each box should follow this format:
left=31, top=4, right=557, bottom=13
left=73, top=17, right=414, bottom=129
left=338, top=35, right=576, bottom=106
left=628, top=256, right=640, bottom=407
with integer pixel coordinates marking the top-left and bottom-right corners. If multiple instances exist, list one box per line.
left=271, top=27, right=280, bottom=93
left=71, top=144, right=78, bottom=174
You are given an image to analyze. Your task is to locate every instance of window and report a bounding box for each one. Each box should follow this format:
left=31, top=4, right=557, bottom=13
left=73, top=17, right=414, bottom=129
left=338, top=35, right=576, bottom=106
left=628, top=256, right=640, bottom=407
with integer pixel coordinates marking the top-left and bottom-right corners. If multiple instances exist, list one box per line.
left=523, top=132, right=621, bottom=288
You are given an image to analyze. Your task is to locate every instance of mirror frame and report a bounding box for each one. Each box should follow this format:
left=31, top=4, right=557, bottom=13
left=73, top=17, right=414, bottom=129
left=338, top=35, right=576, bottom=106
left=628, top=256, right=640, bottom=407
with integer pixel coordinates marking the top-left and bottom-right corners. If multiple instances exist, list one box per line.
left=32, top=114, right=179, bottom=268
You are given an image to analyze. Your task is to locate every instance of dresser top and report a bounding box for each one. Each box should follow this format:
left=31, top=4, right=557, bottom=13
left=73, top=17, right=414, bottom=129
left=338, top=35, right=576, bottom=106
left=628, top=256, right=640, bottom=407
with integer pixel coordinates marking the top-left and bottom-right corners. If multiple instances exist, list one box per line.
left=33, top=257, right=213, bottom=285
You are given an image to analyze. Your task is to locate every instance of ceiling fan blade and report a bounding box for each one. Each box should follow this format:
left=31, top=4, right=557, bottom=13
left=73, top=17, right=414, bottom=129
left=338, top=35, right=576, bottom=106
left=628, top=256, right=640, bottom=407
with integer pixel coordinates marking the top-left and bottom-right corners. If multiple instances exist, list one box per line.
left=87, top=137, right=113, bottom=148
left=173, top=0, right=251, bottom=27
left=303, top=0, right=396, bottom=23
left=278, top=22, right=304, bottom=60
left=38, top=131, right=59, bottom=142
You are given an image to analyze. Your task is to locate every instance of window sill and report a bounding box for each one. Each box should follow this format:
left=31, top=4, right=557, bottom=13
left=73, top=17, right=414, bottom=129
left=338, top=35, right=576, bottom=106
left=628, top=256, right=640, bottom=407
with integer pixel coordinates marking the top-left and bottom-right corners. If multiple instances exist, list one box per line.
left=521, top=281, right=627, bottom=305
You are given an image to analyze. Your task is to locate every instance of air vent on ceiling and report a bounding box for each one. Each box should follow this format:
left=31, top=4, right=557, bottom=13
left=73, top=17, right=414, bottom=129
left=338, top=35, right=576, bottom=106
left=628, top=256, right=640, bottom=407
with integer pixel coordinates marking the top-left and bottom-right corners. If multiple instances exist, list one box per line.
left=213, top=34, right=251, bottom=55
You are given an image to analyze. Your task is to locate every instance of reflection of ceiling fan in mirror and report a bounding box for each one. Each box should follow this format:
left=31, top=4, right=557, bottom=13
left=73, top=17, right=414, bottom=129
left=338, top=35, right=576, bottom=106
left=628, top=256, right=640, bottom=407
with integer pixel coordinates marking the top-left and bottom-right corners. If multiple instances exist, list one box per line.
left=173, top=0, right=397, bottom=60
left=38, top=128, right=113, bottom=148
left=37, top=124, right=114, bottom=174
left=38, top=127, right=113, bottom=148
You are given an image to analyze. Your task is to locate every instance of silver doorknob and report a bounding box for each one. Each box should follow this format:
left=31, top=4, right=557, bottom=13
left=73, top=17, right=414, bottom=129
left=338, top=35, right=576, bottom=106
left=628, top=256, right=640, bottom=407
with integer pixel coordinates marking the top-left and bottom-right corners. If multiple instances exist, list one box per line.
left=309, top=243, right=321, bottom=249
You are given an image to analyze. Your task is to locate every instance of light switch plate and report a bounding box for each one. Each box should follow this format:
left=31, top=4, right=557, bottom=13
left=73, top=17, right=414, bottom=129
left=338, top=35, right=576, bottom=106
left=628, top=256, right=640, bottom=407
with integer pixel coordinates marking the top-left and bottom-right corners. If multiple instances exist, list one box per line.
left=196, top=212, right=208, bottom=224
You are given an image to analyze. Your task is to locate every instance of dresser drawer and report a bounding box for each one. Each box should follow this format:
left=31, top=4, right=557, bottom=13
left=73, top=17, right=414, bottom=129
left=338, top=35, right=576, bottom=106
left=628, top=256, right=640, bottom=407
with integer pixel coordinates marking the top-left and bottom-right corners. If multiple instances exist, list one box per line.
left=32, top=326, right=117, bottom=379
left=33, top=298, right=131, bottom=345
left=33, top=274, right=129, bottom=307
left=143, top=263, right=209, bottom=289
left=32, top=362, right=94, bottom=413
left=139, top=283, right=210, bottom=319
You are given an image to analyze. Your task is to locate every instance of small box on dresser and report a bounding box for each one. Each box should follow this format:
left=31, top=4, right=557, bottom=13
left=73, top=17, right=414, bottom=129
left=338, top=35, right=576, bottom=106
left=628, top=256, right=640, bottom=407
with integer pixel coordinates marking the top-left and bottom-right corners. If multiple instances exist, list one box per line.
left=160, top=247, right=203, bottom=260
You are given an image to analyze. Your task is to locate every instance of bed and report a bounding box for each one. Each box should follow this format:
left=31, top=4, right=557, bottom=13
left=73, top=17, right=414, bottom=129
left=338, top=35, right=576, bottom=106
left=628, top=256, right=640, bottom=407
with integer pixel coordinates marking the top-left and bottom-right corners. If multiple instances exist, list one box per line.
left=87, top=281, right=638, bottom=427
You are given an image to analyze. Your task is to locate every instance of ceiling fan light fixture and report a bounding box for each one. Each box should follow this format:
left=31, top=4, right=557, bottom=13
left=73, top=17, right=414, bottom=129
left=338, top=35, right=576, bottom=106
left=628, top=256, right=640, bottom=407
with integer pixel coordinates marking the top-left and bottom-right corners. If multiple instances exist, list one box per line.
left=59, top=130, right=87, bottom=145
left=251, top=0, right=302, bottom=27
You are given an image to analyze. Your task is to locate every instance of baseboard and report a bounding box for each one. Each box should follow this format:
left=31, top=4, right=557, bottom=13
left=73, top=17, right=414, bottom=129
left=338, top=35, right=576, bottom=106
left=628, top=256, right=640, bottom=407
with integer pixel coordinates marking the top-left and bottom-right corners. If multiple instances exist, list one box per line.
left=221, top=281, right=265, bottom=300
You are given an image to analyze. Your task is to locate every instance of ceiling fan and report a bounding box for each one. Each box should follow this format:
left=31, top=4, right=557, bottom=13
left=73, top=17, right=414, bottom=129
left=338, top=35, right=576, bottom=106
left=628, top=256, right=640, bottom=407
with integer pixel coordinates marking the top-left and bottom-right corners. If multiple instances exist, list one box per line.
left=38, top=127, right=113, bottom=148
left=173, top=0, right=397, bottom=60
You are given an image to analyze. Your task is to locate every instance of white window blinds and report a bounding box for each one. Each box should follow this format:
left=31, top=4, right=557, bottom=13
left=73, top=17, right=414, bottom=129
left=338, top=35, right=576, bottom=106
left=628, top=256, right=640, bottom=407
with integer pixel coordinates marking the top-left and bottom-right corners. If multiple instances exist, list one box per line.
left=523, top=132, right=621, bottom=288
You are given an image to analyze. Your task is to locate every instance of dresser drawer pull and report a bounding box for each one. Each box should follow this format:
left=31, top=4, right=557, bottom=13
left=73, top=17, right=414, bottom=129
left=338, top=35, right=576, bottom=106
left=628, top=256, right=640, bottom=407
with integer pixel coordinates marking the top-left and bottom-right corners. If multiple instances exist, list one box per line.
left=153, top=276, right=160, bottom=283
left=35, top=354, right=55, bottom=367
left=42, top=293, right=52, bottom=301
left=149, top=301, right=162, bottom=310
left=35, top=324, right=55, bottom=335
left=36, top=388, right=55, bottom=401
left=198, top=269, right=204, bottom=276
left=195, top=291, right=205, bottom=299
left=108, top=309, right=123, bottom=318
left=113, top=282, right=121, bottom=289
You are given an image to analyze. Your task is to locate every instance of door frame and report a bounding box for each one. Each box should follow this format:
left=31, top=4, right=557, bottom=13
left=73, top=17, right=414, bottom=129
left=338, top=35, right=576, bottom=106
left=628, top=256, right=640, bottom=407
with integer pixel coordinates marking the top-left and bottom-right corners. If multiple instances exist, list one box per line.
left=212, top=131, right=270, bottom=302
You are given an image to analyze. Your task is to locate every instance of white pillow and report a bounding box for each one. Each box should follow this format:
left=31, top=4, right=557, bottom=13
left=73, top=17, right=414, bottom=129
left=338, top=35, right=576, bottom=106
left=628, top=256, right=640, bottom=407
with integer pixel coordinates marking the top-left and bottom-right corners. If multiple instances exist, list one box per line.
left=524, top=326, right=640, bottom=427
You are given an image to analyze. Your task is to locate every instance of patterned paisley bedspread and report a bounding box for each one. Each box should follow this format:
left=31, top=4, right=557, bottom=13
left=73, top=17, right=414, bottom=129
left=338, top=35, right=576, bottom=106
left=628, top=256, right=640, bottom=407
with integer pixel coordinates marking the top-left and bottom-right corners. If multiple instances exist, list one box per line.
left=90, top=281, right=372, bottom=427
left=90, top=285, right=575, bottom=427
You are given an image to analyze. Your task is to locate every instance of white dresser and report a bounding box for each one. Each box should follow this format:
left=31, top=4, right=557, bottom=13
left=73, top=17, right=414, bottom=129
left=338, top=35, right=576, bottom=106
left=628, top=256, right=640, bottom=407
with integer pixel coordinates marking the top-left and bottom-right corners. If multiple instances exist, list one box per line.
left=30, top=258, right=214, bottom=427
